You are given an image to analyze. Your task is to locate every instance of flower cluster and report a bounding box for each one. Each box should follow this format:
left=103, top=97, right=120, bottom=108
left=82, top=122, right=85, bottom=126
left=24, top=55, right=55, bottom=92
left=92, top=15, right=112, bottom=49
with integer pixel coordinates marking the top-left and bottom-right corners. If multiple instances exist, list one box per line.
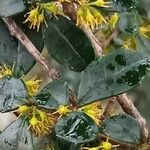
left=0, top=64, right=14, bottom=79
left=24, top=2, right=59, bottom=31
left=123, top=24, right=150, bottom=50
left=83, top=137, right=119, bottom=150
left=17, top=105, right=56, bottom=136
left=76, top=0, right=111, bottom=30
left=25, top=76, right=42, bottom=96
left=79, top=101, right=103, bottom=124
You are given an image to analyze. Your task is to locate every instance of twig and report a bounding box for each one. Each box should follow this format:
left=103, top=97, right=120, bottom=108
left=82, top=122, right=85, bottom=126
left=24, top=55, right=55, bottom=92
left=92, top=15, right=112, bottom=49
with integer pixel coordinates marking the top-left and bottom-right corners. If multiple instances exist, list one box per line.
left=3, top=16, right=78, bottom=106
left=62, top=2, right=103, bottom=57
left=102, top=29, right=118, bottom=49
left=3, top=17, right=60, bottom=80
left=116, top=94, right=149, bottom=143
left=61, top=2, right=149, bottom=143
left=100, top=97, right=115, bottom=121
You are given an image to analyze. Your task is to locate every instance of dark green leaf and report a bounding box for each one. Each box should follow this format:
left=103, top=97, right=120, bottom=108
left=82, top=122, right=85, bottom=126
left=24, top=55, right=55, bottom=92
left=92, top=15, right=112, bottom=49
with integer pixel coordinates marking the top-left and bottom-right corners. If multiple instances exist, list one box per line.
left=99, top=114, right=140, bottom=144
left=55, top=112, right=98, bottom=144
left=111, top=0, right=140, bottom=12
left=0, top=0, right=26, bottom=17
left=35, top=79, right=69, bottom=109
left=0, top=119, right=31, bottom=150
left=42, top=15, right=95, bottom=72
left=0, top=77, right=28, bottom=112
left=78, top=49, right=150, bottom=105
left=0, top=19, right=18, bottom=66
left=136, top=34, right=150, bottom=57
left=118, top=13, right=139, bottom=35
left=13, top=14, right=44, bottom=77
left=0, top=18, right=43, bottom=77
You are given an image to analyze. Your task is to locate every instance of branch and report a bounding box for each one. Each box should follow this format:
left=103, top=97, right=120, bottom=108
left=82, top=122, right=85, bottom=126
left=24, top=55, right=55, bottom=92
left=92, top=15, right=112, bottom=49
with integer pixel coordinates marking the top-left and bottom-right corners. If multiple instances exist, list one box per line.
left=3, top=17, right=60, bottom=80
left=116, top=94, right=149, bottom=143
left=3, top=16, right=78, bottom=107
left=61, top=2, right=149, bottom=143
left=100, top=97, right=115, bottom=121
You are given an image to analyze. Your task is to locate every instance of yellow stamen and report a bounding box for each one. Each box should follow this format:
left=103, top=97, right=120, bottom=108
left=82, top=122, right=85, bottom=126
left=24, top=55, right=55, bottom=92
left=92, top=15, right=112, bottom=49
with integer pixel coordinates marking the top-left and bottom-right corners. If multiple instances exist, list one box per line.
left=99, top=137, right=119, bottom=150
left=0, top=63, right=14, bottom=79
left=25, top=76, right=42, bottom=96
left=79, top=102, right=103, bottom=124
left=123, top=36, right=137, bottom=50
left=139, top=24, right=150, bottom=39
left=89, top=0, right=111, bottom=8
left=109, top=13, right=119, bottom=30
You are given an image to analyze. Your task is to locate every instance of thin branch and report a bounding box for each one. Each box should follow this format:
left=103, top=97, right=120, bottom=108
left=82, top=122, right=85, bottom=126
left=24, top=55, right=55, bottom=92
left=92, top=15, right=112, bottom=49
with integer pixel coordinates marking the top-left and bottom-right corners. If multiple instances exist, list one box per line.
left=3, top=16, right=78, bottom=106
left=3, top=17, right=60, bottom=80
left=102, top=29, right=118, bottom=49
left=116, top=94, right=149, bottom=143
left=100, top=97, right=115, bottom=121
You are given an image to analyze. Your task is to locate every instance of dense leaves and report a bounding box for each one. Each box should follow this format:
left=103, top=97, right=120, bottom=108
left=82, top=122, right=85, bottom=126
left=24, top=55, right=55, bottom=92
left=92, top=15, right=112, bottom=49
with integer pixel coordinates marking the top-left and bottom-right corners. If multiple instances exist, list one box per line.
left=0, top=18, right=43, bottom=77
left=119, top=13, right=138, bottom=35
left=35, top=80, right=69, bottom=109
left=99, top=114, right=140, bottom=144
left=55, top=112, right=98, bottom=144
left=0, top=77, right=28, bottom=112
left=0, top=0, right=26, bottom=17
left=78, top=49, right=150, bottom=105
left=111, top=0, right=140, bottom=12
left=42, top=15, right=95, bottom=72
left=0, top=119, right=31, bottom=150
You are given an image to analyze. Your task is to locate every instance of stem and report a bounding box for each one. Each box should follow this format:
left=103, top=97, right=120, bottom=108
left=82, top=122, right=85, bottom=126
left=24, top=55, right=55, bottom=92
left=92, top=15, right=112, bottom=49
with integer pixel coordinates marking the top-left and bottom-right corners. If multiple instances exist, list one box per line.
left=100, top=97, right=115, bottom=121
left=3, top=17, right=60, bottom=80
left=116, top=94, right=149, bottom=143
left=3, top=16, right=77, bottom=106
left=61, top=2, right=149, bottom=143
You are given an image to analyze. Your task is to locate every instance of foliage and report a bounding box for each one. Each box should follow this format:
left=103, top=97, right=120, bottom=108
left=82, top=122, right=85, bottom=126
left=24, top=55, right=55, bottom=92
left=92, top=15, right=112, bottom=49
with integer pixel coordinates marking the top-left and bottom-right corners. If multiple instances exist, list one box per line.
left=0, top=0, right=150, bottom=150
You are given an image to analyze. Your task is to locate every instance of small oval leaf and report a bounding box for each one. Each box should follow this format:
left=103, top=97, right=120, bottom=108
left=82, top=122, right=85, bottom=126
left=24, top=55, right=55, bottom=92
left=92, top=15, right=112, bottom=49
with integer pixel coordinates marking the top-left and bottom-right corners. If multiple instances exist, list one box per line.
left=55, top=112, right=98, bottom=144
left=42, top=15, right=95, bottom=72
left=99, top=114, right=140, bottom=144
left=78, top=49, right=150, bottom=105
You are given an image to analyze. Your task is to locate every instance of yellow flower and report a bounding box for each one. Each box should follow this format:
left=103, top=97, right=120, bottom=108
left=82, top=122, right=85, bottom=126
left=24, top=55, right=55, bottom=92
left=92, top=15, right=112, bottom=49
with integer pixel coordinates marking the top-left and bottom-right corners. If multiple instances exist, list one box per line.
left=99, top=138, right=119, bottom=150
left=109, top=13, right=119, bottom=30
left=24, top=2, right=59, bottom=31
left=24, top=6, right=40, bottom=30
left=0, top=64, right=14, bottom=79
left=139, top=24, right=150, bottom=39
left=83, top=146, right=100, bottom=150
left=53, top=105, right=72, bottom=119
left=89, top=0, right=111, bottom=8
left=79, top=102, right=103, bottom=124
left=123, top=36, right=137, bottom=50
left=43, top=2, right=59, bottom=15
left=26, top=107, right=56, bottom=136
left=17, top=105, right=30, bottom=114
left=76, top=6, right=106, bottom=30
left=25, top=76, right=42, bottom=96
left=83, top=138, right=119, bottom=150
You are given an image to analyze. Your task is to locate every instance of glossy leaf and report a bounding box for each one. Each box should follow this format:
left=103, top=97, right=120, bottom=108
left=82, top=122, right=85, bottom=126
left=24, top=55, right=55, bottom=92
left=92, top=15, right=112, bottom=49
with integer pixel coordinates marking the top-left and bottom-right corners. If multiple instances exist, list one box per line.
left=119, top=13, right=138, bottom=35
left=111, top=0, right=140, bottom=12
left=0, top=119, right=31, bottom=150
left=99, top=114, right=140, bottom=144
left=35, top=79, right=69, bottom=109
left=0, top=19, right=18, bottom=66
left=42, top=15, right=95, bottom=72
left=13, top=14, right=44, bottom=77
left=0, top=0, right=26, bottom=17
left=136, top=34, right=150, bottom=57
left=78, top=49, right=150, bottom=105
left=55, top=112, right=98, bottom=144
left=0, top=77, right=28, bottom=112
left=0, top=18, right=43, bottom=77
